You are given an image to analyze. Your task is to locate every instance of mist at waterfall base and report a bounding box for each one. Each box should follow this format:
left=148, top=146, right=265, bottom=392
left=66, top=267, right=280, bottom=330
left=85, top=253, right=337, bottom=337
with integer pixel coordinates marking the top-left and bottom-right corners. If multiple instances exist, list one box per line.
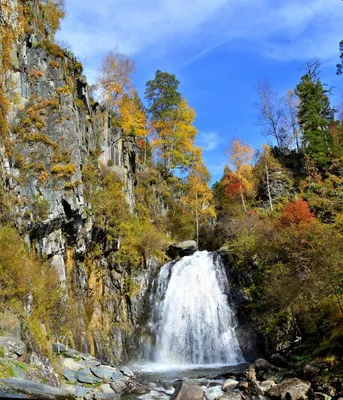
left=139, top=251, right=245, bottom=372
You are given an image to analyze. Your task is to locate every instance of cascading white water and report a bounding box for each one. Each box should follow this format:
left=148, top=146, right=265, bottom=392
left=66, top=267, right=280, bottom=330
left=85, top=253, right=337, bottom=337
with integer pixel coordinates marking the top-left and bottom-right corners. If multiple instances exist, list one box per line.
left=149, top=251, right=245, bottom=366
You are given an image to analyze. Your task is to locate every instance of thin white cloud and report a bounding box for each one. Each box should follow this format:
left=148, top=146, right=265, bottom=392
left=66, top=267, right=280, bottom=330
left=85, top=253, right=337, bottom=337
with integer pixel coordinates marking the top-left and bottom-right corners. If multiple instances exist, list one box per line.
left=57, top=0, right=343, bottom=68
left=197, top=132, right=223, bottom=152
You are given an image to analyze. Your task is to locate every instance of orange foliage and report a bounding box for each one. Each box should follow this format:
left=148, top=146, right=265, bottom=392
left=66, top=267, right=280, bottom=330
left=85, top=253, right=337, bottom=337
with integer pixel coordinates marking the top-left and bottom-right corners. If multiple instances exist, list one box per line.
left=29, top=69, right=44, bottom=79
left=223, top=171, right=243, bottom=199
left=280, top=199, right=315, bottom=228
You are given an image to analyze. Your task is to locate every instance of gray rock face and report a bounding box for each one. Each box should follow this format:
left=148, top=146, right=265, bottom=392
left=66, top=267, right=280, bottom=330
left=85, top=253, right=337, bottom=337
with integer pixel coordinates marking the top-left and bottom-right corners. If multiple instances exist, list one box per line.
left=0, top=0, right=159, bottom=365
left=170, top=380, right=204, bottom=400
left=267, top=378, right=311, bottom=400
left=0, top=338, right=26, bottom=360
left=166, top=240, right=198, bottom=259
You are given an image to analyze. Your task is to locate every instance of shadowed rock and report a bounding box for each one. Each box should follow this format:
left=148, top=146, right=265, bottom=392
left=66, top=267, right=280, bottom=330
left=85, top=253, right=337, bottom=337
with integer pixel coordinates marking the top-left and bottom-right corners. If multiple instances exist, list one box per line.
left=166, top=241, right=197, bottom=259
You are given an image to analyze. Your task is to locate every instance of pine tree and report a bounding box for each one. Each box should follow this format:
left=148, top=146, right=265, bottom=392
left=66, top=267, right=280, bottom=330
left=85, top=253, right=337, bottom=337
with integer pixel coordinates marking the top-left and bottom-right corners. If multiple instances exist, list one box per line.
left=295, top=62, right=334, bottom=166
left=145, top=71, right=198, bottom=176
left=145, top=70, right=181, bottom=121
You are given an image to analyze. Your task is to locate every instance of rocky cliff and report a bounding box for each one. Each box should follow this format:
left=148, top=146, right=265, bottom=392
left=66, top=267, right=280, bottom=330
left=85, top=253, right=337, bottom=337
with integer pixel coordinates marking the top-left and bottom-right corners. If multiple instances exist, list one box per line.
left=0, top=0, right=159, bottom=367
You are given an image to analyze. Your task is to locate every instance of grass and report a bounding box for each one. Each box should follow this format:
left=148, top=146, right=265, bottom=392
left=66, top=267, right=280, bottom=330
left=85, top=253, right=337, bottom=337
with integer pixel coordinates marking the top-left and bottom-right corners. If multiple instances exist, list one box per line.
left=0, top=361, right=17, bottom=378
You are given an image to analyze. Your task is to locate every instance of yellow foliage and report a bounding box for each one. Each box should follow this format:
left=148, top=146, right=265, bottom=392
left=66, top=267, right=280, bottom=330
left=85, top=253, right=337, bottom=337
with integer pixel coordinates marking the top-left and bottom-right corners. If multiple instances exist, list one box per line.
left=182, top=149, right=215, bottom=243
left=119, top=90, right=148, bottom=138
left=0, top=225, right=61, bottom=321
left=51, top=163, right=76, bottom=179
left=97, top=49, right=135, bottom=112
left=152, top=99, right=198, bottom=174
left=226, top=138, right=255, bottom=211
left=39, top=0, right=65, bottom=35
left=0, top=0, right=25, bottom=137
left=23, top=133, right=58, bottom=149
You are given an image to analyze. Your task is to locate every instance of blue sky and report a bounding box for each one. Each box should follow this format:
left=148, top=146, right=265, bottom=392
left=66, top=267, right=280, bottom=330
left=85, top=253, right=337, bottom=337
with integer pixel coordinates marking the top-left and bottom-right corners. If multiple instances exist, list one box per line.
left=57, top=0, right=343, bottom=182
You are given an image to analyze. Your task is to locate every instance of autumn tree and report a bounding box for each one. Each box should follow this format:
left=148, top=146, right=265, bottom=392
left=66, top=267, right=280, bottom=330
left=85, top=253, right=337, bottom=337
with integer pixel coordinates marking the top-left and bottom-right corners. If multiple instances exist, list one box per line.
left=225, top=139, right=254, bottom=212
left=279, top=199, right=315, bottom=229
left=40, top=0, right=66, bottom=35
left=255, top=80, right=291, bottom=149
left=183, top=149, right=215, bottom=246
left=146, top=70, right=198, bottom=176
left=0, top=0, right=25, bottom=137
left=119, top=90, right=149, bottom=163
left=295, top=61, right=334, bottom=166
left=97, top=49, right=135, bottom=112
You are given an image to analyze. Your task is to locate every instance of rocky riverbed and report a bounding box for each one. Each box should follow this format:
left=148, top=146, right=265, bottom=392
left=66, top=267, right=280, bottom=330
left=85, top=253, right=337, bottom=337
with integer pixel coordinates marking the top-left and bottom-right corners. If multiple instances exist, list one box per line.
left=0, top=340, right=342, bottom=400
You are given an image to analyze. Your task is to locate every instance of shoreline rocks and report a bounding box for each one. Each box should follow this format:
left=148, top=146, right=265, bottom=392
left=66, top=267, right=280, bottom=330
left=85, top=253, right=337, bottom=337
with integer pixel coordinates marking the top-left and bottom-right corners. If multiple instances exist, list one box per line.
left=0, top=351, right=340, bottom=400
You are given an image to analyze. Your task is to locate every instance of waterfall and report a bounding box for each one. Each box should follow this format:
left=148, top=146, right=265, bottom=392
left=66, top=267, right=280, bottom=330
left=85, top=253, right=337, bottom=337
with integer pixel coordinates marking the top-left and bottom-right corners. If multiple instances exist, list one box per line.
left=148, top=251, right=245, bottom=366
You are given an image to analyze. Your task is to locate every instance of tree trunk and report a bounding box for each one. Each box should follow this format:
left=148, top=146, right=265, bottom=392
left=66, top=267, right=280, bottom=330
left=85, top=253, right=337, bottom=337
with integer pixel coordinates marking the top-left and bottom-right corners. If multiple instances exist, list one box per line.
left=144, top=137, right=147, bottom=165
left=265, top=159, right=273, bottom=211
left=294, top=128, right=300, bottom=153
left=239, top=181, right=247, bottom=213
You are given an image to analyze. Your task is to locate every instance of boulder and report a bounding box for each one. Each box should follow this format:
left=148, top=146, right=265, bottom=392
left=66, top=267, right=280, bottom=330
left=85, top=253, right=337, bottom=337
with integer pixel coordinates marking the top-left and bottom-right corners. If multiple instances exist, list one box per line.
left=0, top=338, right=26, bottom=360
left=110, top=379, right=128, bottom=394
left=62, top=369, right=76, bottom=384
left=0, top=391, right=27, bottom=399
left=254, top=358, right=276, bottom=372
left=75, top=369, right=102, bottom=384
left=170, top=380, right=204, bottom=400
left=166, top=241, right=197, bottom=259
left=222, top=379, right=238, bottom=392
left=216, top=393, right=243, bottom=400
left=239, top=381, right=249, bottom=390
left=0, top=378, right=69, bottom=400
left=74, top=385, right=93, bottom=399
left=260, top=379, right=277, bottom=394
left=91, top=366, right=123, bottom=381
left=93, top=393, right=120, bottom=400
left=100, top=383, right=115, bottom=394
left=267, top=378, right=311, bottom=400
left=270, top=354, right=289, bottom=368
left=248, top=379, right=264, bottom=395
left=313, top=393, right=331, bottom=400
left=52, top=343, right=66, bottom=354
left=303, top=364, right=320, bottom=380
left=119, top=366, right=134, bottom=378
left=62, top=357, right=84, bottom=371
left=130, top=385, right=149, bottom=394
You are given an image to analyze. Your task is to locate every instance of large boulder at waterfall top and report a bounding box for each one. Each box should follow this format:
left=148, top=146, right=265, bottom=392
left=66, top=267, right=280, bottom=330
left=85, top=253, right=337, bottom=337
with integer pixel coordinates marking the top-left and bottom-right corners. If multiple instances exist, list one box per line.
left=166, top=240, right=198, bottom=259
left=170, top=380, right=204, bottom=400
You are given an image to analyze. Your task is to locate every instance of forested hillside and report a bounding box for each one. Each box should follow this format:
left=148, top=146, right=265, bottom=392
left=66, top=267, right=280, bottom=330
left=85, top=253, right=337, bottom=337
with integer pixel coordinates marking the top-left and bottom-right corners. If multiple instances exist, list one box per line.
left=213, top=59, right=343, bottom=364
